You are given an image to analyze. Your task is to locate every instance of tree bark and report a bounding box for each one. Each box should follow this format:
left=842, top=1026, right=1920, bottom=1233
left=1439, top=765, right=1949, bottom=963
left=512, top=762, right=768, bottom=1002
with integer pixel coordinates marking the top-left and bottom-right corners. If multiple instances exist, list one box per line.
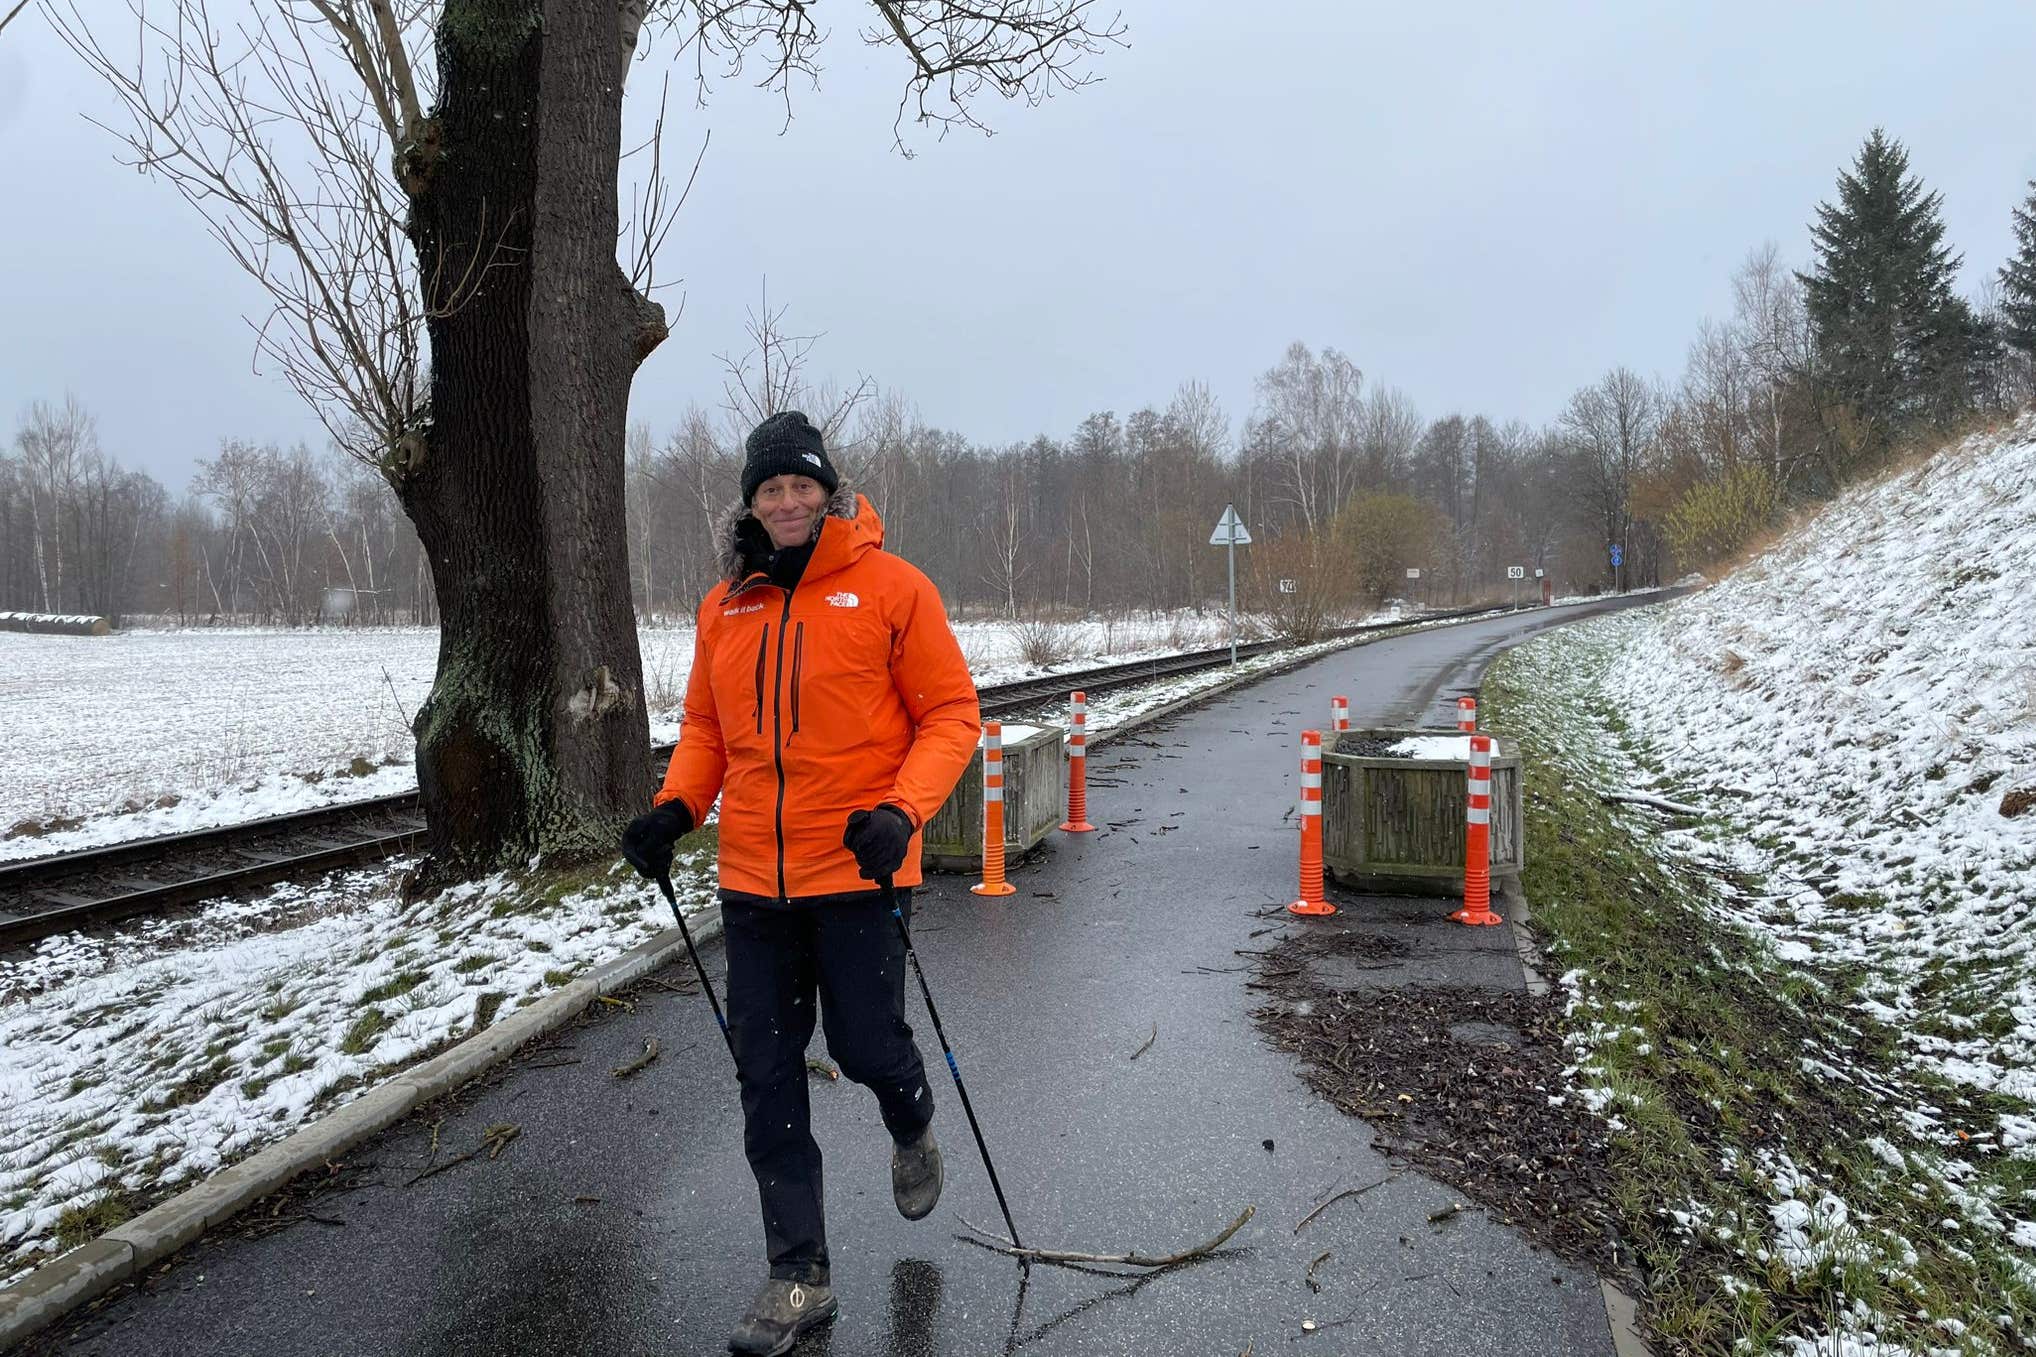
left=400, top=0, right=664, bottom=881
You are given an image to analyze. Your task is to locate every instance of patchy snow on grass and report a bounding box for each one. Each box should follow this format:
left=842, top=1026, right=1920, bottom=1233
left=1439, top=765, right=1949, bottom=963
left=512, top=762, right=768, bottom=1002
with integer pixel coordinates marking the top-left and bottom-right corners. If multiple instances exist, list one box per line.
left=0, top=850, right=720, bottom=1285
left=1595, top=414, right=2036, bottom=1105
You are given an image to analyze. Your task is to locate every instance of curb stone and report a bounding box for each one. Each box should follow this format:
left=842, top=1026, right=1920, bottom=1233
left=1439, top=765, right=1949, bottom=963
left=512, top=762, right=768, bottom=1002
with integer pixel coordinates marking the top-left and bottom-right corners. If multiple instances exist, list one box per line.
left=0, top=908, right=723, bottom=1351
left=1601, top=1278, right=1653, bottom=1357
left=1503, top=829, right=1651, bottom=1355
left=0, top=605, right=1569, bottom=1350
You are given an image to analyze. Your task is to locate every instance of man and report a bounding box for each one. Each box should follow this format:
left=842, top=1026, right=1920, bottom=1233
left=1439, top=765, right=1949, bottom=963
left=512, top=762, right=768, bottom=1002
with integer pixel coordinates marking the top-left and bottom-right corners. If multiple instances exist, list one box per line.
left=621, top=411, right=980, bottom=1356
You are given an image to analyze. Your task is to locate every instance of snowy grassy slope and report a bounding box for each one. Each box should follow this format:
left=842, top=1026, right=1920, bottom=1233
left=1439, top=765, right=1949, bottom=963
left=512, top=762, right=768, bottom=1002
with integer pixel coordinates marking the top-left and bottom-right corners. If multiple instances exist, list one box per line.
left=1486, top=414, right=2036, bottom=1356
left=1, top=612, right=1261, bottom=861
left=1605, top=415, right=2036, bottom=1103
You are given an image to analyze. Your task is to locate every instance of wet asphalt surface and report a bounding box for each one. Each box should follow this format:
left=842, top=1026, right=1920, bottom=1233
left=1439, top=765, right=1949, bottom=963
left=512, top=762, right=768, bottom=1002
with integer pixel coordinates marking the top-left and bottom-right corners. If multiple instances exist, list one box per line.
left=42, top=596, right=1672, bottom=1357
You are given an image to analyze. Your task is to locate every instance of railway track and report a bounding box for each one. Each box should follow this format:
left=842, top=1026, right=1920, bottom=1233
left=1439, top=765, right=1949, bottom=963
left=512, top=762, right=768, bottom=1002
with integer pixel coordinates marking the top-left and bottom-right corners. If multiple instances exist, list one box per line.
left=0, top=607, right=1502, bottom=949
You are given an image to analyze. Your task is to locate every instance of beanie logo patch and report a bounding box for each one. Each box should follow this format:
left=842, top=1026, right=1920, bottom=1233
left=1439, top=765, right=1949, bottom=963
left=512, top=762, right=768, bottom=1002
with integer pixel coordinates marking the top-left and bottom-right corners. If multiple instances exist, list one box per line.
left=826, top=591, right=860, bottom=609
left=801, top=452, right=822, bottom=468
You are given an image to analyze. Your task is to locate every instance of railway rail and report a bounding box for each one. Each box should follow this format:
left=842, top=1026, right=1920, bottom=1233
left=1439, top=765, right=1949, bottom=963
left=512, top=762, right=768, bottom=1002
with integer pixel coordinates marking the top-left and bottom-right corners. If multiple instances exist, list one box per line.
left=0, top=606, right=1504, bottom=948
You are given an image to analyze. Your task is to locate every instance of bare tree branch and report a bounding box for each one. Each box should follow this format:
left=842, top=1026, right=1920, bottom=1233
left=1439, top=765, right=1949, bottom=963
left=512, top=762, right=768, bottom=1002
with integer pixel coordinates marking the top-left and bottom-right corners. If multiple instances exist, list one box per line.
left=958, top=1204, right=1255, bottom=1272
left=45, top=0, right=448, bottom=475
left=650, top=0, right=1123, bottom=151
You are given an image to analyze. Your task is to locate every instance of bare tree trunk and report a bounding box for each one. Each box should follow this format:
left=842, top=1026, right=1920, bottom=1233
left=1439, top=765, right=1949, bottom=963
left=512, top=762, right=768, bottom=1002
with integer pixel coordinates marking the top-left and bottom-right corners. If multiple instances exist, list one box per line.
left=399, top=1, right=662, bottom=880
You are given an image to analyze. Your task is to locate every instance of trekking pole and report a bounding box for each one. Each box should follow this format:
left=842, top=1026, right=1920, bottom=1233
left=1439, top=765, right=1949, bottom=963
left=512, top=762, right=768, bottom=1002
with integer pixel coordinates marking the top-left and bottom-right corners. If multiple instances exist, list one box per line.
left=654, top=872, right=734, bottom=1057
left=880, top=875, right=1025, bottom=1252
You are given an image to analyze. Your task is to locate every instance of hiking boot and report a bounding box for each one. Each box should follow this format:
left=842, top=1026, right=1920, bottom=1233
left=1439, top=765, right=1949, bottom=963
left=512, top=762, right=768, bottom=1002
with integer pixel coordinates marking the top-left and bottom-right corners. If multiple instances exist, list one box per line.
left=892, top=1123, right=943, bottom=1220
left=727, top=1278, right=838, bottom=1356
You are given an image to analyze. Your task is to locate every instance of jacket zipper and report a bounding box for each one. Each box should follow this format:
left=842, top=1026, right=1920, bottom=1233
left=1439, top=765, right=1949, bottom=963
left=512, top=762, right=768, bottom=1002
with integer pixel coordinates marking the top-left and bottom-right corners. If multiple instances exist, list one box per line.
left=771, top=592, right=794, bottom=903
left=752, top=625, right=768, bottom=735
left=789, top=622, right=805, bottom=742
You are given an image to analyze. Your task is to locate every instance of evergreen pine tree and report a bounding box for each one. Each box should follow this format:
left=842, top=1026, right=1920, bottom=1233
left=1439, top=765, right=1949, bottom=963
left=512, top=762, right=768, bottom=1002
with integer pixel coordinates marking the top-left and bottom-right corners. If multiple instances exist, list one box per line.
left=2000, top=179, right=2036, bottom=359
left=1798, top=129, right=1969, bottom=453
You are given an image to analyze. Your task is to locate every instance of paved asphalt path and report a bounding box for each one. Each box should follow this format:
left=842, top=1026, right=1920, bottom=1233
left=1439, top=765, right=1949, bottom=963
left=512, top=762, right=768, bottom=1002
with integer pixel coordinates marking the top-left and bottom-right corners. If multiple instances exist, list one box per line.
left=39, top=595, right=1671, bottom=1357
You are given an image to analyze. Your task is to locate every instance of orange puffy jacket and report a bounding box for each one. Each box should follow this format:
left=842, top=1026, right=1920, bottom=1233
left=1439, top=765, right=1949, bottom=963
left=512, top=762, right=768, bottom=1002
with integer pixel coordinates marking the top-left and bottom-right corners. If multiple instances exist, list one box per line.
left=655, top=492, right=980, bottom=901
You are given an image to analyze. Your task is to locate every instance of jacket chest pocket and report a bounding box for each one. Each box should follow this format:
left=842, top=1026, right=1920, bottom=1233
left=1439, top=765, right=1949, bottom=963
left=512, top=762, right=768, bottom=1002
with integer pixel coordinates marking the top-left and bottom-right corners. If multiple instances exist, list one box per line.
left=785, top=607, right=893, bottom=737
left=708, top=612, right=777, bottom=743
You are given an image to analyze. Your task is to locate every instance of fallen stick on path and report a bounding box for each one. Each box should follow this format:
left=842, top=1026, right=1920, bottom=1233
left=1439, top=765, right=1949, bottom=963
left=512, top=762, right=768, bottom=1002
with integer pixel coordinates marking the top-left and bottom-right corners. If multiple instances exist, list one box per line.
left=1294, top=1176, right=1390, bottom=1233
left=1599, top=791, right=1702, bottom=815
left=1129, top=1022, right=1158, bottom=1061
left=612, top=1037, right=660, bottom=1078
left=404, top=1123, right=520, bottom=1187
left=959, top=1204, right=1255, bottom=1271
left=1304, top=1249, right=1330, bottom=1293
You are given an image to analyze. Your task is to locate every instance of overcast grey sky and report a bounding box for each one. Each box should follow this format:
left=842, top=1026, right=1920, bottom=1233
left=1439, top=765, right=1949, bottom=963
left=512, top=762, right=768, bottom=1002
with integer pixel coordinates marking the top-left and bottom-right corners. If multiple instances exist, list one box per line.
left=3, top=2, right=2033, bottom=491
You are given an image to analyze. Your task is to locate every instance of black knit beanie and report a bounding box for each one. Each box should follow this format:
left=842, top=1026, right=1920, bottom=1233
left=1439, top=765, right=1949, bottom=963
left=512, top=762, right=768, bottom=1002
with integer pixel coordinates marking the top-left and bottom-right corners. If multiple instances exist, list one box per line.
left=741, top=411, right=838, bottom=503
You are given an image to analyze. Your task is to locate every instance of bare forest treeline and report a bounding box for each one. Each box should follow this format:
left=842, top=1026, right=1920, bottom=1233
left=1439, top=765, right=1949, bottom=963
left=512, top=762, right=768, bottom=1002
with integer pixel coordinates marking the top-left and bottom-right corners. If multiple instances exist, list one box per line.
left=8, top=157, right=2034, bottom=634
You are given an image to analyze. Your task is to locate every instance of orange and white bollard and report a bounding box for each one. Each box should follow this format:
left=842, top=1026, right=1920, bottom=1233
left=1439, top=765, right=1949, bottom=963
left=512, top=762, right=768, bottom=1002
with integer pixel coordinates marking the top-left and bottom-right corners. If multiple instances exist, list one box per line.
left=1060, top=691, right=1096, bottom=833
left=1331, top=696, right=1350, bottom=733
left=1457, top=696, right=1478, bottom=732
left=1287, top=730, right=1336, bottom=917
left=972, top=722, right=1018, bottom=897
left=1451, top=733, right=1501, bottom=926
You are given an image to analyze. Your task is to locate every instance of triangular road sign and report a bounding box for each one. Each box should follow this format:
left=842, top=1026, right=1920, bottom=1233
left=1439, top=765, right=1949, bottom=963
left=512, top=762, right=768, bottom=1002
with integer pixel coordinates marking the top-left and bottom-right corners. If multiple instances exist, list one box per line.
left=1209, top=503, right=1252, bottom=546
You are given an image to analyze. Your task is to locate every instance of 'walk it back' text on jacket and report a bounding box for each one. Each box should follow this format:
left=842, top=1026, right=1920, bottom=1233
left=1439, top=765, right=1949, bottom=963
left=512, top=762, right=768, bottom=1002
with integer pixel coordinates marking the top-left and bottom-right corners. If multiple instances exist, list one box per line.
left=655, top=489, right=980, bottom=902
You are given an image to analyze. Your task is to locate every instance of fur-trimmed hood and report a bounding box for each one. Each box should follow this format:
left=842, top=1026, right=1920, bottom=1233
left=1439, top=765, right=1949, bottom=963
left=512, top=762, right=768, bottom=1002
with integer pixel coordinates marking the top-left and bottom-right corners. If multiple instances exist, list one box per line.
left=714, top=483, right=867, bottom=584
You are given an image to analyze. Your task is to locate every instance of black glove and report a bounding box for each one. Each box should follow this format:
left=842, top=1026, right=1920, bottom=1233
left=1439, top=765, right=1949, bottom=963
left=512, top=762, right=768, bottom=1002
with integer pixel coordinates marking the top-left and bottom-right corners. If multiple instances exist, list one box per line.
left=842, top=804, right=915, bottom=881
left=620, top=799, right=694, bottom=880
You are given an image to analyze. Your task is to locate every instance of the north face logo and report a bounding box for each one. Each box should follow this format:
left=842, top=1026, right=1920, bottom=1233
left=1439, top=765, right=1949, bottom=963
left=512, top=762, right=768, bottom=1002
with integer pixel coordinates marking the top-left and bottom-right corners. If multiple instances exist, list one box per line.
left=827, top=591, right=859, bottom=608
left=802, top=452, right=822, bottom=468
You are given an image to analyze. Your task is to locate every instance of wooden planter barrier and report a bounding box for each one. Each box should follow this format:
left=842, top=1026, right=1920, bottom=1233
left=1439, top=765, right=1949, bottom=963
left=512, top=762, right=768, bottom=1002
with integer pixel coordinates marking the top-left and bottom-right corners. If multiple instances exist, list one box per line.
left=921, top=724, right=1065, bottom=873
left=0, top=612, right=110, bottom=636
left=1319, top=728, right=1524, bottom=896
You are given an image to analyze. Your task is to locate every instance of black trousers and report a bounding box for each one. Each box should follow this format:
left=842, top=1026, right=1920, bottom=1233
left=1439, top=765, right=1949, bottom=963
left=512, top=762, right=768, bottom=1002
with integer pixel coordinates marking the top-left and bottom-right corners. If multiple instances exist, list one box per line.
left=722, top=891, right=935, bottom=1284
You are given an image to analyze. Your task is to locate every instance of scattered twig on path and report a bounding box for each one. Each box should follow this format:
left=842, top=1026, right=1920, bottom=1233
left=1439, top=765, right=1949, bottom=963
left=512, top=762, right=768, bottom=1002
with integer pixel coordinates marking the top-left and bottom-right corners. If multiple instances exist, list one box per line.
left=1426, top=1201, right=1465, bottom=1225
left=596, top=994, right=636, bottom=1012
left=639, top=976, right=694, bottom=995
left=612, top=1037, right=660, bottom=1079
left=806, top=1057, right=840, bottom=1081
left=1294, top=1177, right=1391, bottom=1234
left=404, top=1123, right=520, bottom=1187
left=523, top=1057, right=583, bottom=1070
left=1310, top=1299, right=1370, bottom=1332
left=1304, top=1250, right=1330, bottom=1293
left=573, top=1195, right=602, bottom=1204
left=959, top=1204, right=1254, bottom=1271
left=1599, top=791, right=1701, bottom=815
left=1129, top=1022, right=1158, bottom=1061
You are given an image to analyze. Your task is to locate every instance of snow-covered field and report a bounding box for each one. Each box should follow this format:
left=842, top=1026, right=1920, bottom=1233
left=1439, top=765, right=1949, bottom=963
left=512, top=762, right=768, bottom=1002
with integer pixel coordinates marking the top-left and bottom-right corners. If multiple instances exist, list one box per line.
left=0, top=623, right=1366, bottom=1284
left=1603, top=415, right=2036, bottom=1102
left=1, top=612, right=1263, bottom=861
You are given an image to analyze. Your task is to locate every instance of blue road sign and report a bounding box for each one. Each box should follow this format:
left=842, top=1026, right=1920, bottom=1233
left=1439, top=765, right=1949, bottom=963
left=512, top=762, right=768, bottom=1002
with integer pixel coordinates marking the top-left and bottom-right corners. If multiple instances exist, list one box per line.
left=1609, top=544, right=1623, bottom=568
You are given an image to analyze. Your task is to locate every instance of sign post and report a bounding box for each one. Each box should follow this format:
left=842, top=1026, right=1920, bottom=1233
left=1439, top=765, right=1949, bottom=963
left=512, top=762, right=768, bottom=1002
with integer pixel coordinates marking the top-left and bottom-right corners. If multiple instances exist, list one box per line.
left=1406, top=566, right=1422, bottom=611
left=1610, top=543, right=1624, bottom=594
left=1210, top=504, right=1252, bottom=664
left=1507, top=565, right=1525, bottom=610
left=1534, top=567, right=1547, bottom=607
